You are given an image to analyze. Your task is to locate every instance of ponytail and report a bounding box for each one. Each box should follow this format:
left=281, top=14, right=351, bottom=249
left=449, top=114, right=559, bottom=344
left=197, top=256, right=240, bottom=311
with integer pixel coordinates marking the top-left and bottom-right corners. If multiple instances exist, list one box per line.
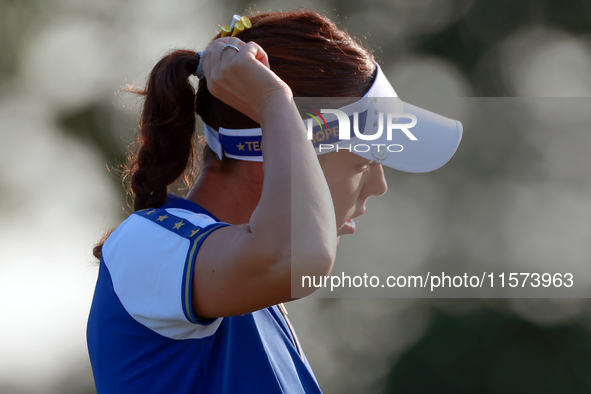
left=93, top=50, right=201, bottom=260
left=130, top=49, right=201, bottom=211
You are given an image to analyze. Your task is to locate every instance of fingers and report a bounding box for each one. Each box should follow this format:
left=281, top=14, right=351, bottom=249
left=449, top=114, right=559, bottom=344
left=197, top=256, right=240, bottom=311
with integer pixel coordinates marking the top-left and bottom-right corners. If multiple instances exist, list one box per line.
left=202, top=38, right=242, bottom=79
left=241, top=41, right=270, bottom=68
left=202, top=37, right=269, bottom=78
left=199, top=36, right=290, bottom=123
left=219, top=38, right=246, bottom=66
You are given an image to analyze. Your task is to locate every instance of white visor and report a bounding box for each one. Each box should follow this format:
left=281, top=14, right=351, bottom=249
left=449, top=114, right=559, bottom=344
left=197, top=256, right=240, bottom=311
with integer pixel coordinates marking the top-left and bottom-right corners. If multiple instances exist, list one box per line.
left=202, top=62, right=463, bottom=173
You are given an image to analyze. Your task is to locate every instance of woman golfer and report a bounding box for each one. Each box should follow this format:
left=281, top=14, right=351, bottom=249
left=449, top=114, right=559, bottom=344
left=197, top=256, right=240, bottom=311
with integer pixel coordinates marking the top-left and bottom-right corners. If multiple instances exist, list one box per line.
left=87, top=9, right=461, bottom=393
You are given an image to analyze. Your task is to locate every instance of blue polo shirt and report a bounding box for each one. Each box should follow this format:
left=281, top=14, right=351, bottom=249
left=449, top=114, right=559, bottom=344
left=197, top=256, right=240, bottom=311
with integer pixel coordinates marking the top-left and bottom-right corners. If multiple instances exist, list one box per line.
left=87, top=194, right=322, bottom=393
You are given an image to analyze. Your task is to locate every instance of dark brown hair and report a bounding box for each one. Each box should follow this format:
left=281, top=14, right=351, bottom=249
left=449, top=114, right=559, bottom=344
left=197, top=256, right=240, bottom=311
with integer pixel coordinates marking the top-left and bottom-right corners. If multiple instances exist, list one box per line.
left=93, top=8, right=376, bottom=259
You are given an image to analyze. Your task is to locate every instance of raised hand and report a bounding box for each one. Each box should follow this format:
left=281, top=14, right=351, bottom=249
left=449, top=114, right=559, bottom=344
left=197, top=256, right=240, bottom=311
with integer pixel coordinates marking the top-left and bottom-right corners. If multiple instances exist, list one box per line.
left=201, top=37, right=292, bottom=124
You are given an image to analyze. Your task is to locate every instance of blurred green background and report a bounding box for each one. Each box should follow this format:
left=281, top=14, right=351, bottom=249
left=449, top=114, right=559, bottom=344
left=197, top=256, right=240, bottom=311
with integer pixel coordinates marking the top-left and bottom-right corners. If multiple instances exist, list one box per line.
left=1, top=0, right=591, bottom=393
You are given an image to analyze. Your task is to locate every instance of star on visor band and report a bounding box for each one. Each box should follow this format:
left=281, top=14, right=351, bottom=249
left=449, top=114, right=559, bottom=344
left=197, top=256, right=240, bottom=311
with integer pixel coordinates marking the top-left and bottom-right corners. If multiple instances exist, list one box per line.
left=202, top=62, right=463, bottom=173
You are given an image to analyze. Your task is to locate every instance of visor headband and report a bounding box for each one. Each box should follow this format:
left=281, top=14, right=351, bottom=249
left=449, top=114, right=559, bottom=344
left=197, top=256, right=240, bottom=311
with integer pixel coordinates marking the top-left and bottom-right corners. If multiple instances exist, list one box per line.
left=202, top=62, right=395, bottom=161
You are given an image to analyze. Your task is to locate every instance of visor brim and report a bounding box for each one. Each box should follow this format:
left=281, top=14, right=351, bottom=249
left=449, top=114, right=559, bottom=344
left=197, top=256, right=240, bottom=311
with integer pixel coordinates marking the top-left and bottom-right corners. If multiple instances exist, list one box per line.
left=350, top=100, right=463, bottom=173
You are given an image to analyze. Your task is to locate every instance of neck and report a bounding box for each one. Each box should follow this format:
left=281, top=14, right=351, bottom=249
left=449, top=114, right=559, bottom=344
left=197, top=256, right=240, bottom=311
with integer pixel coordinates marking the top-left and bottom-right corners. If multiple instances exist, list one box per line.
left=185, top=162, right=263, bottom=225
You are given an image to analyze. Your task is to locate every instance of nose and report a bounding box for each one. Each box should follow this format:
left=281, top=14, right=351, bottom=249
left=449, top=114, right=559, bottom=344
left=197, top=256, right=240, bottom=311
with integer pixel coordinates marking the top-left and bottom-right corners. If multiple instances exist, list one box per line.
left=364, top=163, right=388, bottom=197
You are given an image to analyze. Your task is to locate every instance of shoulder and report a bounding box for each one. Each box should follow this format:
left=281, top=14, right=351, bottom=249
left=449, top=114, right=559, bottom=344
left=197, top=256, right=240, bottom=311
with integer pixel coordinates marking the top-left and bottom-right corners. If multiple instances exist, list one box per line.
left=105, top=200, right=228, bottom=249
left=99, top=202, right=230, bottom=339
left=102, top=205, right=230, bottom=292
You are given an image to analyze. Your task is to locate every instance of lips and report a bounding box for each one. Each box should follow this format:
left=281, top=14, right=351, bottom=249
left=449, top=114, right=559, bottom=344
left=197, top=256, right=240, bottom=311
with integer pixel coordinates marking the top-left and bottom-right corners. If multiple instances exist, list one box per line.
left=341, top=218, right=356, bottom=235
left=340, top=209, right=365, bottom=235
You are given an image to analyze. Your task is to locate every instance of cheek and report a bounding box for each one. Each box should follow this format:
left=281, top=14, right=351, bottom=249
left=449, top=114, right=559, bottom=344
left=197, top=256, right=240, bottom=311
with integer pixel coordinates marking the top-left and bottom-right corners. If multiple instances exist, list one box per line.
left=332, top=176, right=362, bottom=219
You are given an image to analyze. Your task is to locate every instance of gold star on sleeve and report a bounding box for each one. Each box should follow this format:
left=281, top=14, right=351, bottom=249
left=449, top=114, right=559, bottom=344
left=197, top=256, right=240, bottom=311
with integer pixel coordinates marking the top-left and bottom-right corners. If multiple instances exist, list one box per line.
left=373, top=121, right=378, bottom=127
left=156, top=214, right=169, bottom=222
left=374, top=109, right=379, bottom=115
left=173, top=221, right=185, bottom=230
left=237, top=142, right=245, bottom=151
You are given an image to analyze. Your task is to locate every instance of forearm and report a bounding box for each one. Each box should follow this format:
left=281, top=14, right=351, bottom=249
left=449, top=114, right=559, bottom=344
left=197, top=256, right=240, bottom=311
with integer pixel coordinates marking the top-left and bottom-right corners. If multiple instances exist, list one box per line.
left=249, top=95, right=337, bottom=273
